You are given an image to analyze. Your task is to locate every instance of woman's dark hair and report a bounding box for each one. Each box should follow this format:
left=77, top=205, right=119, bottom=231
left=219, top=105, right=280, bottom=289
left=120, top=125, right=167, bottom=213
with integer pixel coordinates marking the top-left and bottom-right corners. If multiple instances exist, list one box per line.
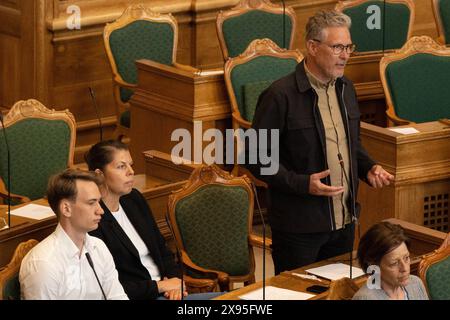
left=357, top=221, right=411, bottom=272
left=84, top=139, right=129, bottom=171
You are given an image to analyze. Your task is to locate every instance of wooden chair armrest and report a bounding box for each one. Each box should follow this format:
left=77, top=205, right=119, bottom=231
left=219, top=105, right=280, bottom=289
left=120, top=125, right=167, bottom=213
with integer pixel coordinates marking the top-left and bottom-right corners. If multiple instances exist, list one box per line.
left=181, top=251, right=230, bottom=291
left=236, top=166, right=268, bottom=188
left=184, top=275, right=219, bottom=294
left=231, top=112, right=252, bottom=129
left=0, top=179, right=30, bottom=203
left=249, top=233, right=272, bottom=250
left=386, top=109, right=413, bottom=126
left=113, top=77, right=138, bottom=89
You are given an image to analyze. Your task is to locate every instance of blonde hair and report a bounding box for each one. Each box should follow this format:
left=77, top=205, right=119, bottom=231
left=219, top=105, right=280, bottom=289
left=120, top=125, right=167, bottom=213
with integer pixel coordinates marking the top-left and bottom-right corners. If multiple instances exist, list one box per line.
left=305, top=9, right=351, bottom=41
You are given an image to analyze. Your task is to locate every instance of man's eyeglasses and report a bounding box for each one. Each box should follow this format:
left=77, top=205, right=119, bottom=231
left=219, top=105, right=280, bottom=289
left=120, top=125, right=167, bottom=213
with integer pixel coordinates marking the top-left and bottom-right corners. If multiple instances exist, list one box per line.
left=312, top=39, right=356, bottom=55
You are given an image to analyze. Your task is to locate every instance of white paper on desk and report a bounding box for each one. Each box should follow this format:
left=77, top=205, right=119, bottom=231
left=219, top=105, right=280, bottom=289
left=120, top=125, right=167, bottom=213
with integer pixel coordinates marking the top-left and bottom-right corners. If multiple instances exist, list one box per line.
left=10, top=204, right=55, bottom=220
left=305, top=263, right=365, bottom=281
left=239, top=286, right=316, bottom=300
left=388, top=127, right=420, bottom=134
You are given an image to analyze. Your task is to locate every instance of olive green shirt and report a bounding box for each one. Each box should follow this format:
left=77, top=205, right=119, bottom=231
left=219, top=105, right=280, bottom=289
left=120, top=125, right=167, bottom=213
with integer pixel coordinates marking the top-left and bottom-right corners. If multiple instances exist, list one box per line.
left=305, top=64, right=351, bottom=229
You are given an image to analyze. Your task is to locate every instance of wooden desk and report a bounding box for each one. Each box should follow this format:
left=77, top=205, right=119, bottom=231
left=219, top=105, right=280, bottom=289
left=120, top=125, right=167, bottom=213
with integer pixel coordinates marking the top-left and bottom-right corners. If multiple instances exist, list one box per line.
left=0, top=199, right=56, bottom=268
left=215, top=252, right=365, bottom=300
left=215, top=218, right=446, bottom=300
left=359, top=121, right=450, bottom=235
left=130, top=60, right=231, bottom=172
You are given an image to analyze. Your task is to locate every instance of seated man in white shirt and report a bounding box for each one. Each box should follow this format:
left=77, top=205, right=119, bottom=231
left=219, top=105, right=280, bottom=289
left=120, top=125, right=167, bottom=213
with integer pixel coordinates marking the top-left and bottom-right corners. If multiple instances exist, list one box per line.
left=19, top=169, right=128, bottom=300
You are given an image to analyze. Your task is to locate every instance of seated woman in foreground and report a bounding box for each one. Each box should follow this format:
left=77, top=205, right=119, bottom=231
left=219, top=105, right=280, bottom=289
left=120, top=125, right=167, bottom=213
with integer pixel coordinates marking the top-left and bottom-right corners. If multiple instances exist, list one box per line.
left=353, top=221, right=428, bottom=300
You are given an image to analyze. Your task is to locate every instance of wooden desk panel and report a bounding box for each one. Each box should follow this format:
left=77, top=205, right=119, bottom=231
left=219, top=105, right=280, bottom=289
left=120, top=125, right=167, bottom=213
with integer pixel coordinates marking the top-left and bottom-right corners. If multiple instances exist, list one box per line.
left=359, top=122, right=450, bottom=235
left=0, top=199, right=56, bottom=268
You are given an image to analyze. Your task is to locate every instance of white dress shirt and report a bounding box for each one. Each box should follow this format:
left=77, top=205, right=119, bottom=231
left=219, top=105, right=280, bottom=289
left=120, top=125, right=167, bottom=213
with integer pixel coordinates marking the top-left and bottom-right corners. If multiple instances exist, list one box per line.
left=111, top=205, right=161, bottom=281
left=19, top=224, right=128, bottom=300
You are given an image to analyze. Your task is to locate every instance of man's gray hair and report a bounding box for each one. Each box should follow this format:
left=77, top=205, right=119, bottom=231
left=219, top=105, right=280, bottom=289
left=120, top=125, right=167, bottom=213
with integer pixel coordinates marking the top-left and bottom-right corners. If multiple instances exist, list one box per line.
left=305, top=10, right=352, bottom=41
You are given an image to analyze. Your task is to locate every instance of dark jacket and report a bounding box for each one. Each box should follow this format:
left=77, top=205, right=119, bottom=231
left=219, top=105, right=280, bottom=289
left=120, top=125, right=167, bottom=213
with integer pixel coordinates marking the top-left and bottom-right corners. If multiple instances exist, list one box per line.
left=248, top=60, right=375, bottom=233
left=89, top=188, right=180, bottom=300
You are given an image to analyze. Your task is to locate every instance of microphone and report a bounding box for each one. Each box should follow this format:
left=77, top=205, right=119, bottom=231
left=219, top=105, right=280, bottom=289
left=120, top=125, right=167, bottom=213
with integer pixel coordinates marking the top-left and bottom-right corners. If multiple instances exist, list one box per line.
left=250, top=181, right=266, bottom=300
left=0, top=112, right=11, bottom=229
left=281, top=0, right=286, bottom=49
left=88, top=87, right=103, bottom=142
left=164, top=214, right=185, bottom=300
left=85, top=252, right=107, bottom=300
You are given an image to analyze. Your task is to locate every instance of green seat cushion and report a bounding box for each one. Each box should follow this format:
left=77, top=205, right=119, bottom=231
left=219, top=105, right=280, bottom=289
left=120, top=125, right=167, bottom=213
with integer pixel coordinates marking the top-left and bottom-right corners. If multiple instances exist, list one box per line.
left=344, top=0, right=411, bottom=52
left=231, top=56, right=298, bottom=121
left=0, top=119, right=71, bottom=200
left=385, top=53, right=450, bottom=122
left=222, top=10, right=293, bottom=58
left=437, top=0, right=450, bottom=44
left=120, top=110, right=131, bottom=128
left=175, top=185, right=250, bottom=276
left=243, top=80, right=273, bottom=122
left=109, top=20, right=174, bottom=102
left=426, top=256, right=450, bottom=299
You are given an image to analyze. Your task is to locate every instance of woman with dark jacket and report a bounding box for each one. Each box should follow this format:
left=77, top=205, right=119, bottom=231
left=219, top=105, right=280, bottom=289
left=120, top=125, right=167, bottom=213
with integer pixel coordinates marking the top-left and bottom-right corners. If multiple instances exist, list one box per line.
left=86, top=140, right=219, bottom=300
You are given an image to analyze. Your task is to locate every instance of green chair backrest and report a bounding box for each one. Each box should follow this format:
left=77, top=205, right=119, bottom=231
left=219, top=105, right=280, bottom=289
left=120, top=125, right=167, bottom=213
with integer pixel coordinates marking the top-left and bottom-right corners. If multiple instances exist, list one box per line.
left=230, top=56, right=298, bottom=122
left=384, top=53, right=450, bottom=122
left=343, top=0, right=411, bottom=52
left=425, top=255, right=450, bottom=299
left=109, top=20, right=175, bottom=102
left=222, top=10, right=293, bottom=58
left=174, top=184, right=250, bottom=276
left=2, top=275, right=20, bottom=300
left=0, top=119, right=72, bottom=200
left=436, top=0, right=450, bottom=44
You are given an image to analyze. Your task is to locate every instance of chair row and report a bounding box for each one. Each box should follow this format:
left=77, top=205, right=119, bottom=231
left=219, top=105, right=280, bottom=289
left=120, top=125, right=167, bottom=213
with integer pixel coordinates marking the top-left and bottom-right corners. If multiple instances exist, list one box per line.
left=104, top=0, right=450, bottom=142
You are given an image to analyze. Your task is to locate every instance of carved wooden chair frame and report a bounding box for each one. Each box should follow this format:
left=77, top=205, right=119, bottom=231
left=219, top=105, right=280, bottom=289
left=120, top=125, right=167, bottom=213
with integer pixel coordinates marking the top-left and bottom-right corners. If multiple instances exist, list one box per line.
left=0, top=99, right=76, bottom=203
left=168, top=165, right=263, bottom=291
left=379, top=36, right=450, bottom=125
left=103, top=4, right=179, bottom=140
left=335, top=0, right=415, bottom=55
left=418, top=236, right=450, bottom=299
left=216, top=0, right=297, bottom=60
left=224, top=38, right=303, bottom=130
left=0, top=239, right=38, bottom=300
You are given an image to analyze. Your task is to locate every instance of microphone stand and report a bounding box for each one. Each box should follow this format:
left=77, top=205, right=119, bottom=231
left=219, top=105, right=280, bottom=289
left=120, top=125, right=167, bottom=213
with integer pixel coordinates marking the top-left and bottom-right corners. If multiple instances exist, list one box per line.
left=85, top=252, right=107, bottom=300
left=88, top=87, right=103, bottom=142
left=165, top=214, right=184, bottom=300
left=0, top=113, right=11, bottom=229
left=251, top=181, right=266, bottom=300
left=337, top=153, right=355, bottom=279
left=281, top=0, right=286, bottom=49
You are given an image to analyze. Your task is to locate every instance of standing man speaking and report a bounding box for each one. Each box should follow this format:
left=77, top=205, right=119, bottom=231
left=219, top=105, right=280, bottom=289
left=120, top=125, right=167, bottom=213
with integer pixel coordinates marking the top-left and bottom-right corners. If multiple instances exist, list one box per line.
left=248, top=10, right=394, bottom=274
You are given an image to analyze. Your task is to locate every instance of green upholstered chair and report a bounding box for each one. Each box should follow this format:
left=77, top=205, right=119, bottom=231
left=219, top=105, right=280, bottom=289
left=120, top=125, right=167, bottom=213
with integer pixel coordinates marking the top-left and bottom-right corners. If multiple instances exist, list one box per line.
left=0, top=239, right=38, bottom=300
left=224, top=38, right=302, bottom=129
left=104, top=4, right=178, bottom=140
left=419, top=240, right=450, bottom=300
left=216, top=0, right=297, bottom=60
left=336, top=0, right=414, bottom=54
left=168, top=165, right=264, bottom=291
left=0, top=99, right=76, bottom=202
left=223, top=39, right=301, bottom=182
left=380, top=36, right=450, bottom=125
left=433, top=0, right=450, bottom=45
